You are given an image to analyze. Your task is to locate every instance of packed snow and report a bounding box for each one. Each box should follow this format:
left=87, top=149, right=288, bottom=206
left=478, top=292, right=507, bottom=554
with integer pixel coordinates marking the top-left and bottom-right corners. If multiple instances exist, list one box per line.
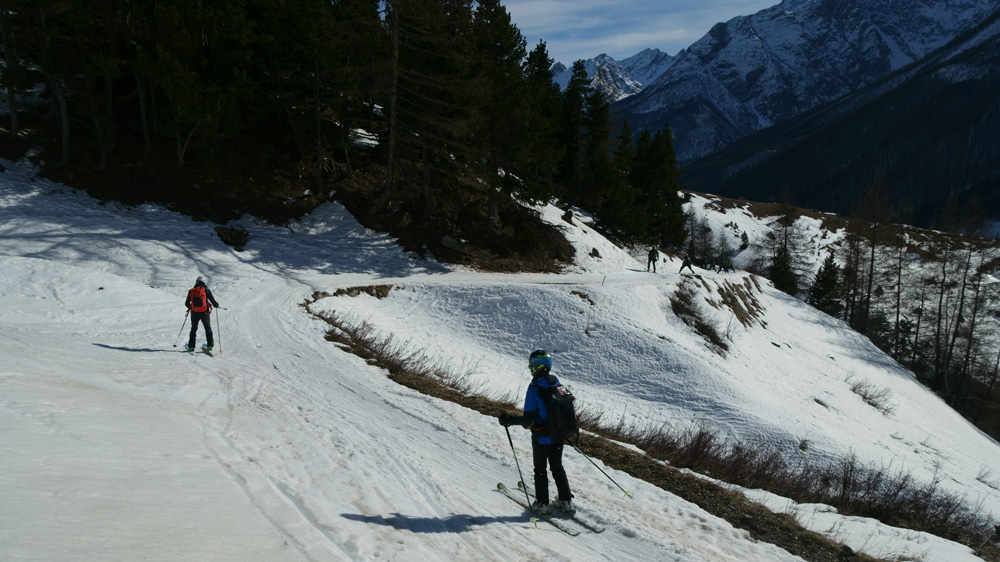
left=1, top=155, right=998, bottom=562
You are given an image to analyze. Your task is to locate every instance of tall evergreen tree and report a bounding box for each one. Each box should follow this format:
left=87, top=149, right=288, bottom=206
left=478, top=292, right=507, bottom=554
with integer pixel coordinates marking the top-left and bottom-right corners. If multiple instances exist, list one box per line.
left=602, top=121, right=643, bottom=240
left=808, top=253, right=844, bottom=317
left=0, top=1, right=24, bottom=137
left=633, top=125, right=686, bottom=249
left=331, top=0, right=389, bottom=130
left=470, top=0, right=527, bottom=228
left=558, top=60, right=589, bottom=203
left=517, top=40, right=564, bottom=203
left=687, top=214, right=715, bottom=263
left=374, top=0, right=479, bottom=217
left=580, top=87, right=612, bottom=211
left=770, top=245, right=799, bottom=295
left=471, top=0, right=525, bottom=170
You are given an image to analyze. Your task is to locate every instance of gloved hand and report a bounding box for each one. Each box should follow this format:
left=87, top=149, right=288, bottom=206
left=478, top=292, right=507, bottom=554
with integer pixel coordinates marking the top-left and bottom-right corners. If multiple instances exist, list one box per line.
left=498, top=413, right=511, bottom=427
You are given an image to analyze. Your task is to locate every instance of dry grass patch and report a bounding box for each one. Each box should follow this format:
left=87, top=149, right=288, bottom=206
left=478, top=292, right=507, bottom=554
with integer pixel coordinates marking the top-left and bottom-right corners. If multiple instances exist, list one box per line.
left=713, top=276, right=765, bottom=328
left=670, top=281, right=729, bottom=354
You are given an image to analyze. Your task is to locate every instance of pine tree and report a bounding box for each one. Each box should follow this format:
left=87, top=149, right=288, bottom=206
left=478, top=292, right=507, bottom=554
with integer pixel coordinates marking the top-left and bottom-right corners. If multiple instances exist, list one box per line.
left=331, top=0, right=389, bottom=129
left=517, top=41, right=564, bottom=203
left=470, top=0, right=527, bottom=229
left=601, top=121, right=643, bottom=241
left=374, top=0, right=479, bottom=217
left=632, top=125, right=686, bottom=250
left=770, top=245, right=799, bottom=295
left=559, top=60, right=589, bottom=202
left=808, top=253, right=844, bottom=317
left=471, top=0, right=526, bottom=174
left=580, top=87, right=612, bottom=211
left=687, top=214, right=715, bottom=264
left=0, top=3, right=24, bottom=137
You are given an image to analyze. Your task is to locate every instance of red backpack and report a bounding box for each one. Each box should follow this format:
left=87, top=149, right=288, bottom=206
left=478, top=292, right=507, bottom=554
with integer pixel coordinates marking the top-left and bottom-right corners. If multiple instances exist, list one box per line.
left=188, top=286, right=209, bottom=313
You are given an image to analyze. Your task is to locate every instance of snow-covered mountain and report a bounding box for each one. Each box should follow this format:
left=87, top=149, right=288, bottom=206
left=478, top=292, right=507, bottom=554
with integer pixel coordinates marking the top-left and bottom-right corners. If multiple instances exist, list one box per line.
left=607, top=0, right=994, bottom=162
left=552, top=49, right=674, bottom=101
left=681, top=6, right=1000, bottom=226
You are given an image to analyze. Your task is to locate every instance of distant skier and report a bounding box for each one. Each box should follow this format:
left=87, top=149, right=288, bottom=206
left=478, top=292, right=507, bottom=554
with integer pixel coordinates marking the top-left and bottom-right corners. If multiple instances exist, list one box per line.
left=679, top=254, right=695, bottom=274
left=185, top=276, right=220, bottom=351
left=722, top=258, right=735, bottom=273
left=499, top=350, right=575, bottom=516
left=647, top=247, right=659, bottom=273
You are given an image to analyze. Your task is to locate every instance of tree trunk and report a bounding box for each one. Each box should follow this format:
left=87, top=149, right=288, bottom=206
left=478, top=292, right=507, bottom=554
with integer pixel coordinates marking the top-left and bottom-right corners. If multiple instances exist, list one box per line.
left=370, top=7, right=400, bottom=216
left=932, top=248, right=951, bottom=391
left=862, top=222, right=878, bottom=335
left=175, top=119, right=202, bottom=168
left=943, top=249, right=973, bottom=396
left=133, top=68, right=151, bottom=152
left=956, top=252, right=986, bottom=395
left=892, top=243, right=905, bottom=358
left=1, top=7, right=20, bottom=137
left=84, top=75, right=109, bottom=172
left=988, top=345, right=1000, bottom=396
left=36, top=8, right=71, bottom=167
left=51, top=77, right=71, bottom=168
left=315, top=55, right=324, bottom=194
left=910, top=281, right=927, bottom=369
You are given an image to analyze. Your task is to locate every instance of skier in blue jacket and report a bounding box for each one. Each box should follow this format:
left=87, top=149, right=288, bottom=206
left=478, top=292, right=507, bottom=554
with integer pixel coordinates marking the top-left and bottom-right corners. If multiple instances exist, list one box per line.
left=499, top=350, right=575, bottom=515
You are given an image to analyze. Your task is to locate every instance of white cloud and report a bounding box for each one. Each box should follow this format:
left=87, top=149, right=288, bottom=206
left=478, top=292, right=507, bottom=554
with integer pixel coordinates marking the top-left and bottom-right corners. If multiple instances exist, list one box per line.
left=506, top=0, right=775, bottom=63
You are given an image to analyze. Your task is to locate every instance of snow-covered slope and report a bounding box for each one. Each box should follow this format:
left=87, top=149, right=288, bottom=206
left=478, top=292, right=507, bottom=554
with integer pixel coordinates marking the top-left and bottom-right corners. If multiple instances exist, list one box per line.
left=0, top=157, right=996, bottom=562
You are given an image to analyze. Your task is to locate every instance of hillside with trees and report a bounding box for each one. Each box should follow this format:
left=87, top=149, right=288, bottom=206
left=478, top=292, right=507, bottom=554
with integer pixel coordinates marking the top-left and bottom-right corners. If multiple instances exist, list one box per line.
left=0, top=0, right=686, bottom=270
left=688, top=193, right=1000, bottom=439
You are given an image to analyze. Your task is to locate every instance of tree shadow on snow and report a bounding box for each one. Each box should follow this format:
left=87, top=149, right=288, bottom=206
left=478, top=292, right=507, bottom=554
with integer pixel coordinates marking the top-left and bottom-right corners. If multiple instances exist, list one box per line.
left=340, top=512, right=539, bottom=534
left=0, top=175, right=452, bottom=289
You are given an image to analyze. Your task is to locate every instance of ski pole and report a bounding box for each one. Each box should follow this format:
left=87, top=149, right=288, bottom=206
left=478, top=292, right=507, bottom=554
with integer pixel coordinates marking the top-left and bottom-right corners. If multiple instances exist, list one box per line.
left=571, top=443, right=632, bottom=498
left=504, top=426, right=532, bottom=507
left=215, top=307, right=223, bottom=354
left=172, top=310, right=190, bottom=348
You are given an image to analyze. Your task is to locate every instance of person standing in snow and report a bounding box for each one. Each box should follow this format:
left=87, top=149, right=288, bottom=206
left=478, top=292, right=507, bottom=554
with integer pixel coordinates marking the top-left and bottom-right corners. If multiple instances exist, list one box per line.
left=185, top=276, right=220, bottom=351
left=647, top=247, right=659, bottom=273
left=679, top=253, right=695, bottom=274
left=498, top=350, right=575, bottom=516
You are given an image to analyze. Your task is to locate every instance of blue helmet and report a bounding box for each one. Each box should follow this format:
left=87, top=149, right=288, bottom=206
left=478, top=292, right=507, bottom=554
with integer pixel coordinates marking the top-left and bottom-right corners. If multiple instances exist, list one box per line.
left=529, top=350, right=552, bottom=375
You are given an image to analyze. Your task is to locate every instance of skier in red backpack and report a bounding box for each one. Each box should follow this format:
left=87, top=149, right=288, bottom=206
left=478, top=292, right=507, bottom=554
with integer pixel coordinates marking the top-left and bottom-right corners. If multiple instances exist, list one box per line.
left=185, top=276, right=220, bottom=351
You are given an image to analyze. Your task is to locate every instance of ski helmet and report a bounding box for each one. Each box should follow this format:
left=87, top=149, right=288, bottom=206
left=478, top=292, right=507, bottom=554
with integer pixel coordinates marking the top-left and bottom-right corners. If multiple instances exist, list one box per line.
left=196, top=276, right=205, bottom=285
left=529, top=350, right=552, bottom=374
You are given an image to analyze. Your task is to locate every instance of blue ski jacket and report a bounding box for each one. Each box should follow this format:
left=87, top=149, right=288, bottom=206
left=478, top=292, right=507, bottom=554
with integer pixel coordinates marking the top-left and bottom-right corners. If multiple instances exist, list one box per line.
left=508, top=372, right=561, bottom=445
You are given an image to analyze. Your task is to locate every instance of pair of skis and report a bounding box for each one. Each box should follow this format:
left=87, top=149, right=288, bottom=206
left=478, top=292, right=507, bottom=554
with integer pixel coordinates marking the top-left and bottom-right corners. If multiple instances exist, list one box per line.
left=184, top=344, right=214, bottom=355
left=496, top=482, right=605, bottom=536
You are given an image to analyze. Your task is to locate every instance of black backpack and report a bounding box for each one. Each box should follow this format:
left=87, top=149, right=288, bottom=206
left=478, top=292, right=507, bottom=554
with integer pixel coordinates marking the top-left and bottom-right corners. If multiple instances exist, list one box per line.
left=538, top=372, right=579, bottom=445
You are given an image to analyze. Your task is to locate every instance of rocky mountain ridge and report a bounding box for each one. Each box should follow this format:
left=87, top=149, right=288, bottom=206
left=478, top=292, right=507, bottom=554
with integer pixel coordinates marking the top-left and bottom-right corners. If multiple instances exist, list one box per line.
left=555, top=0, right=994, bottom=164
left=680, top=6, right=1000, bottom=229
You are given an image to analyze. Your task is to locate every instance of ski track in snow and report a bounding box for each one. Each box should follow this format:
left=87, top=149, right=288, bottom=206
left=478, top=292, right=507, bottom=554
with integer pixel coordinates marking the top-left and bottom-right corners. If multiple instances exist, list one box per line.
left=0, top=158, right=993, bottom=562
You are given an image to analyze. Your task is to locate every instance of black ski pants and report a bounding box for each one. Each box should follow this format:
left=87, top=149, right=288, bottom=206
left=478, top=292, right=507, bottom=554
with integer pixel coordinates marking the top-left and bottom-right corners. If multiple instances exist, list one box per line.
left=532, top=439, right=572, bottom=504
left=188, top=310, right=214, bottom=348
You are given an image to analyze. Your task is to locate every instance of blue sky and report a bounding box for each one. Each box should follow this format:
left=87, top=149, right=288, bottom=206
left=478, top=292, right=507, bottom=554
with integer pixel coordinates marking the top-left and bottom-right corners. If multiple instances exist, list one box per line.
left=504, top=0, right=777, bottom=64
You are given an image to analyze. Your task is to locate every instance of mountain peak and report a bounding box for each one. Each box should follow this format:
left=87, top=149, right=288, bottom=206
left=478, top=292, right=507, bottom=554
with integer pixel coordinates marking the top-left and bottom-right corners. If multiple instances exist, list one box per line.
left=551, top=49, right=674, bottom=100
left=613, top=0, right=994, bottom=162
